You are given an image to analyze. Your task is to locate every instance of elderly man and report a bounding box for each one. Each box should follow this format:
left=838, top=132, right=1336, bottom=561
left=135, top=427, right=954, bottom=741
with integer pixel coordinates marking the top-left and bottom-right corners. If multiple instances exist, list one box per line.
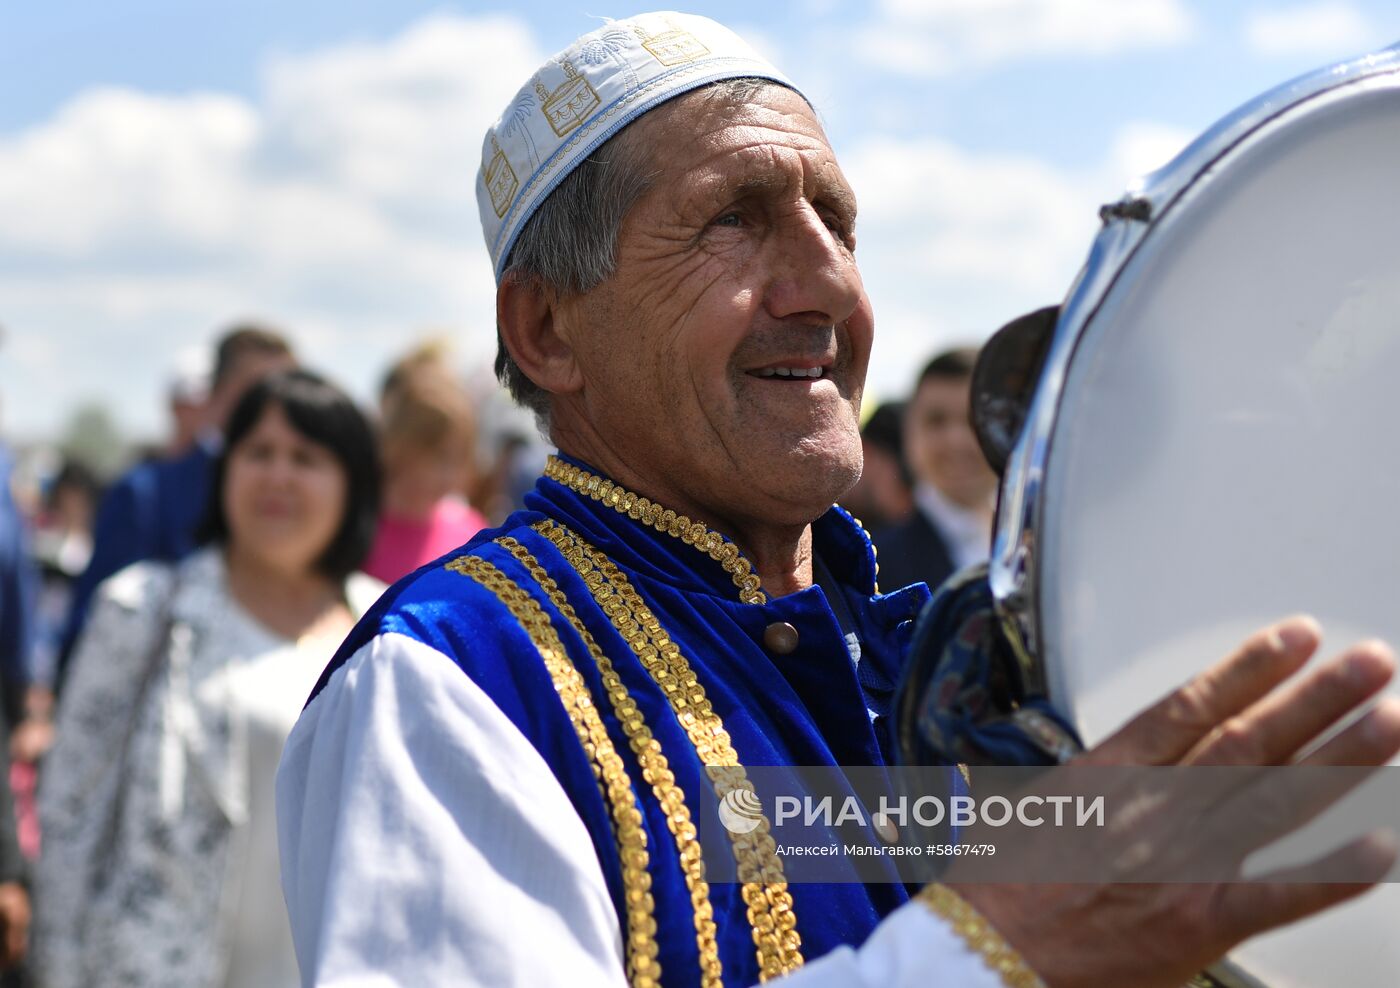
left=277, top=12, right=1400, bottom=987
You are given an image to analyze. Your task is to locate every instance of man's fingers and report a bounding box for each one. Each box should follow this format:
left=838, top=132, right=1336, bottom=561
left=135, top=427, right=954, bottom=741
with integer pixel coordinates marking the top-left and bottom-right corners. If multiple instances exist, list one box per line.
left=6, top=923, right=24, bottom=969
left=1187, top=641, right=1396, bottom=766
left=1301, top=697, right=1400, bottom=768
left=1215, top=830, right=1398, bottom=942
left=1087, top=616, right=1321, bottom=766
left=1197, top=699, right=1400, bottom=867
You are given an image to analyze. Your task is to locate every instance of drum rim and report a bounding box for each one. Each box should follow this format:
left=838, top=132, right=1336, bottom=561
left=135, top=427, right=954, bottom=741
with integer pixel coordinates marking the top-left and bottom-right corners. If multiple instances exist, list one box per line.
left=988, top=41, right=1400, bottom=678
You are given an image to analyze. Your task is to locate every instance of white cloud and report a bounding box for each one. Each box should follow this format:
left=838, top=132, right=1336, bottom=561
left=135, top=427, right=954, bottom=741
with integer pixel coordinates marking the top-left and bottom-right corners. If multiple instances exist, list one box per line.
left=857, top=0, right=1195, bottom=77
left=841, top=119, right=1194, bottom=402
left=0, top=5, right=1198, bottom=445
left=841, top=134, right=1097, bottom=399
left=1245, top=3, right=1372, bottom=57
left=0, top=88, right=258, bottom=254
left=0, top=14, right=543, bottom=440
left=848, top=136, right=1089, bottom=288
left=1108, top=121, right=1195, bottom=185
left=259, top=14, right=533, bottom=216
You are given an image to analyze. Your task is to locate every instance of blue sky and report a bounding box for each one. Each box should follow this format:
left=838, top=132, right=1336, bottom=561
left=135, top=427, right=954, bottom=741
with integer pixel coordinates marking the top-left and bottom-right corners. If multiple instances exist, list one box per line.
left=4, top=1, right=1400, bottom=442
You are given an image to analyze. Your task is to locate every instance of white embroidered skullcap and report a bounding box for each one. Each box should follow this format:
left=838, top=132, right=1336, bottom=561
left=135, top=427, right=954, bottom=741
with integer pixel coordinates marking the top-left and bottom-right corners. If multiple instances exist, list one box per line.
left=476, top=11, right=801, bottom=281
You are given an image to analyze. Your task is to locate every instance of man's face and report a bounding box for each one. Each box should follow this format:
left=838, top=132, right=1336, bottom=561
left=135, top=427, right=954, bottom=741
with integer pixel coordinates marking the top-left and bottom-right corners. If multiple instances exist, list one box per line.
left=555, top=85, right=872, bottom=531
left=211, top=351, right=296, bottom=429
left=903, top=375, right=996, bottom=509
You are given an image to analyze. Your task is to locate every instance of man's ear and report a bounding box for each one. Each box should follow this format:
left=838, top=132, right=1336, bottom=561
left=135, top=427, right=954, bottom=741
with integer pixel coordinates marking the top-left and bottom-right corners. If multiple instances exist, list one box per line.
left=497, top=274, right=584, bottom=396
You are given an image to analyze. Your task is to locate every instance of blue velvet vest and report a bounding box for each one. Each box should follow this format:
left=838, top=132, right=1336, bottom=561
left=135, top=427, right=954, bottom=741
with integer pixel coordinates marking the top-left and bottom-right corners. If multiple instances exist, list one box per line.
left=311, top=456, right=932, bottom=986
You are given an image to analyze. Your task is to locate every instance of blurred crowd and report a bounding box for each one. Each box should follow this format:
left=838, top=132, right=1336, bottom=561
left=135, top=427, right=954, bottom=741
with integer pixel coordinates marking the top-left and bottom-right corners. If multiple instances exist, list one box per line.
left=0, top=321, right=992, bottom=985
left=847, top=347, right=998, bottom=593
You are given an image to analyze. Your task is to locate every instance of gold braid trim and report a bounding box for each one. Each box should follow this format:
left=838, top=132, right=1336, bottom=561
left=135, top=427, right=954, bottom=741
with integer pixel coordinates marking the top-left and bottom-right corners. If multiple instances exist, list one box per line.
left=494, top=536, right=724, bottom=988
left=917, top=885, right=1046, bottom=988
left=846, top=512, right=880, bottom=592
left=543, top=456, right=767, bottom=605
left=534, top=519, right=804, bottom=981
left=445, top=555, right=662, bottom=988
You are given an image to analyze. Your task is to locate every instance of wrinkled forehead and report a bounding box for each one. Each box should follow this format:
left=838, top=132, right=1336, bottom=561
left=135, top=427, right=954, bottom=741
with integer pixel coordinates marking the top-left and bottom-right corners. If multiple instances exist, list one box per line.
left=475, top=11, right=805, bottom=280
left=629, top=88, right=855, bottom=222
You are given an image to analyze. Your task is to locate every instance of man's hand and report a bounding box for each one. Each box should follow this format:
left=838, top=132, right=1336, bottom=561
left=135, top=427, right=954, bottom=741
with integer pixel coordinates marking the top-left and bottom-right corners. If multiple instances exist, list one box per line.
left=954, top=616, right=1400, bottom=988
left=10, top=717, right=53, bottom=765
left=0, top=881, right=30, bottom=969
left=12, top=686, right=56, bottom=764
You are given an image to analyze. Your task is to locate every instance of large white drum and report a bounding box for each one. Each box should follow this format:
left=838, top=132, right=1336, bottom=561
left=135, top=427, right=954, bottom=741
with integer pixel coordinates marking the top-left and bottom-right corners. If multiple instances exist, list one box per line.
left=991, top=44, right=1400, bottom=988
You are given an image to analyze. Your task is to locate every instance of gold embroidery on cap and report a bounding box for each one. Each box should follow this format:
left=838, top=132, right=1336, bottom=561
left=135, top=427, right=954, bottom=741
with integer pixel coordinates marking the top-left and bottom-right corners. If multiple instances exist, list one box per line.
left=536, top=60, right=601, bottom=138
left=633, top=19, right=710, bottom=66
left=484, top=135, right=518, bottom=219
left=493, top=59, right=729, bottom=265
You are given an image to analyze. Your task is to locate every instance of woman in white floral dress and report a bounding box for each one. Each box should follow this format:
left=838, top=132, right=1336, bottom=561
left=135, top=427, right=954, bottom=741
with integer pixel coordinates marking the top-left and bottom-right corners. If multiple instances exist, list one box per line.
left=33, top=369, right=384, bottom=988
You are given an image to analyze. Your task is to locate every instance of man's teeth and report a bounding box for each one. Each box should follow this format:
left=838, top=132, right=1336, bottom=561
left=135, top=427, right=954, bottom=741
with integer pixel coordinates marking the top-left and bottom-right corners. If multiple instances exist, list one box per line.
left=758, top=367, right=824, bottom=378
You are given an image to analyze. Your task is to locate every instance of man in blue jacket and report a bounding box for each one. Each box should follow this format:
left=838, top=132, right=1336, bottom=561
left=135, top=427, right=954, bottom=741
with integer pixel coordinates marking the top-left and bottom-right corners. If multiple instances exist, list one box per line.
left=276, top=12, right=1400, bottom=988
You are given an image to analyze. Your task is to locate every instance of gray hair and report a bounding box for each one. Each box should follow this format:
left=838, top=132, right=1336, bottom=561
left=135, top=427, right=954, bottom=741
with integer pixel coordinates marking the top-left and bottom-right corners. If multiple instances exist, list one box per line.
left=495, top=127, right=653, bottom=425
left=494, top=78, right=793, bottom=428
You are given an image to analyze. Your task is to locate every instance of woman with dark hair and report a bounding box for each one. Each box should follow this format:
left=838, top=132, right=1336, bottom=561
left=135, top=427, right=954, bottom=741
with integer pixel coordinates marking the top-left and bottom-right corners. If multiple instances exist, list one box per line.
left=32, top=369, right=383, bottom=988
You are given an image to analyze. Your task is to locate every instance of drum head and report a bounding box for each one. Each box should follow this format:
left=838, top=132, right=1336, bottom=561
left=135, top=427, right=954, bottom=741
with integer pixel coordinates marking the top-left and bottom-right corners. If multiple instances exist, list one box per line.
left=1036, top=67, right=1400, bottom=986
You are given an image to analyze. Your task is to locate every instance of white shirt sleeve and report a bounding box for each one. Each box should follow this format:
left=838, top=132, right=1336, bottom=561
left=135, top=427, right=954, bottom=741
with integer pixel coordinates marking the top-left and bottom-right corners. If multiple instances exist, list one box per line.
left=276, top=631, right=1016, bottom=988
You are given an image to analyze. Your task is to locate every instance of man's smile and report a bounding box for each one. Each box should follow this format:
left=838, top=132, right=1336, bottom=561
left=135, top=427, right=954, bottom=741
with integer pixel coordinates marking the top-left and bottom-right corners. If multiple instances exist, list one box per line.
left=749, top=365, right=830, bottom=380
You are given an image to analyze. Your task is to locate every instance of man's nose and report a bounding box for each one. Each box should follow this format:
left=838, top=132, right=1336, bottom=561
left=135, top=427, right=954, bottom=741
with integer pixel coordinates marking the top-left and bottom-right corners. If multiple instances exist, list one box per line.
left=763, top=204, right=862, bottom=327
